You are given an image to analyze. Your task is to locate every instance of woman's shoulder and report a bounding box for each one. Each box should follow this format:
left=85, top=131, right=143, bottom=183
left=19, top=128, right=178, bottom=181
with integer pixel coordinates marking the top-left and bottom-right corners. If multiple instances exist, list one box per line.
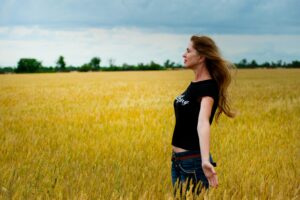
left=190, top=79, right=218, bottom=89
left=190, top=79, right=218, bottom=97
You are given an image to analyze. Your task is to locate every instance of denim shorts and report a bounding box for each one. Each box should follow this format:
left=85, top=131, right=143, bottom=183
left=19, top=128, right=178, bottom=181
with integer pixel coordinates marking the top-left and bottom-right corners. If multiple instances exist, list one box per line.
left=171, top=150, right=217, bottom=197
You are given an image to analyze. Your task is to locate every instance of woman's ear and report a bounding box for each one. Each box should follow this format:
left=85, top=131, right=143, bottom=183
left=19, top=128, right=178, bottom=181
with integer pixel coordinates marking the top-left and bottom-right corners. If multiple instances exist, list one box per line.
left=198, top=54, right=205, bottom=63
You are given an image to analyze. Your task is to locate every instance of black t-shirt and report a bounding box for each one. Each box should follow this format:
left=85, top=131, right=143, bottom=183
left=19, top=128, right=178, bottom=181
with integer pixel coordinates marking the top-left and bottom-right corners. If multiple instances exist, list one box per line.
left=171, top=79, right=219, bottom=150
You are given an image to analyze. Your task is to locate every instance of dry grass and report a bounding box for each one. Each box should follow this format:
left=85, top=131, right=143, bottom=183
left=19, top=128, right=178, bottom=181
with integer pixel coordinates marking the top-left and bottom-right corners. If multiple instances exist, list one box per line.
left=0, top=69, right=299, bottom=199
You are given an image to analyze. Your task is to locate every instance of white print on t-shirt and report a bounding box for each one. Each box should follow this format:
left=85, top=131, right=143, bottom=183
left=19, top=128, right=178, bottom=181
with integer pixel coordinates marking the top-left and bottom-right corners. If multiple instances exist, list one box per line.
left=175, top=94, right=189, bottom=105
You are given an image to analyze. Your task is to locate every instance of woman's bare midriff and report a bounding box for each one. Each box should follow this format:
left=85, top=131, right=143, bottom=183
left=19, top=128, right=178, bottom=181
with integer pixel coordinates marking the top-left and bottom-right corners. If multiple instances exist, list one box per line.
left=172, top=145, right=189, bottom=153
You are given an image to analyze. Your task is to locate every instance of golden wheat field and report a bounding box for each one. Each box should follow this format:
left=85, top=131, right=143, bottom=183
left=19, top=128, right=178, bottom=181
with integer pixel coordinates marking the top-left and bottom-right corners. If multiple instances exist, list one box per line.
left=0, top=69, right=299, bottom=200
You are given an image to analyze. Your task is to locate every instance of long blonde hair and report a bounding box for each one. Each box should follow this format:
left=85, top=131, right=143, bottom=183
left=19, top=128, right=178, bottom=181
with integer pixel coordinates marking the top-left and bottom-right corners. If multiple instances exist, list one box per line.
left=191, top=35, right=236, bottom=121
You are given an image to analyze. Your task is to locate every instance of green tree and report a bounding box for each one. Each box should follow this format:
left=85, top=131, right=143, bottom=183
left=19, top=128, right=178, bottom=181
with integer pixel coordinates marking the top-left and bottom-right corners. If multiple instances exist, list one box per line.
left=79, top=63, right=92, bottom=72
left=164, top=59, right=175, bottom=68
left=276, top=60, right=282, bottom=67
left=250, top=60, right=258, bottom=68
left=89, top=57, right=101, bottom=71
left=16, top=58, right=42, bottom=73
left=149, top=61, right=161, bottom=70
left=261, top=62, right=271, bottom=68
left=0, top=67, right=14, bottom=74
left=238, top=58, right=248, bottom=68
left=56, top=56, right=66, bottom=70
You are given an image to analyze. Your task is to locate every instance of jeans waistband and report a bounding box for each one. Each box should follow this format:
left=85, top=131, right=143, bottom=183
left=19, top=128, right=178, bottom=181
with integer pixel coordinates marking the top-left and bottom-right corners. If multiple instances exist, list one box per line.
left=171, top=150, right=217, bottom=167
left=172, top=150, right=201, bottom=158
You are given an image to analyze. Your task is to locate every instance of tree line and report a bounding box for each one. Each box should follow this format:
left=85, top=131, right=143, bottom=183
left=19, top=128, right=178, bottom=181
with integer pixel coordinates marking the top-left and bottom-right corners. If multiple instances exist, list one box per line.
left=0, top=56, right=299, bottom=74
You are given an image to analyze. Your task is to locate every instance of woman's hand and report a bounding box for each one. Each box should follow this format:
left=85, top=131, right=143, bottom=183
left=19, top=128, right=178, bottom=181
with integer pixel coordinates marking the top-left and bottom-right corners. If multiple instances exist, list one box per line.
left=202, top=161, right=218, bottom=188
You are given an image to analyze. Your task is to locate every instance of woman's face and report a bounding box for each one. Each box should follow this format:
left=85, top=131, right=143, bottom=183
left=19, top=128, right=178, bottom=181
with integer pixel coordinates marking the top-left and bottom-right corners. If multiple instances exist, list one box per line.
left=182, top=41, right=202, bottom=69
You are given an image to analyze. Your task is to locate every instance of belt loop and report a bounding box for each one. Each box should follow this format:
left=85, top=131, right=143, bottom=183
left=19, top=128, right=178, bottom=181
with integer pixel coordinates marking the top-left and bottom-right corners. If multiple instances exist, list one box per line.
left=171, top=151, right=175, bottom=161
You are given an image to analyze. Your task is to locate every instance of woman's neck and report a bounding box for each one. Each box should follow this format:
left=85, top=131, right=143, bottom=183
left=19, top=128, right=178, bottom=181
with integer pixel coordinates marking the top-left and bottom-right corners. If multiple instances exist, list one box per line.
left=192, top=63, right=211, bottom=82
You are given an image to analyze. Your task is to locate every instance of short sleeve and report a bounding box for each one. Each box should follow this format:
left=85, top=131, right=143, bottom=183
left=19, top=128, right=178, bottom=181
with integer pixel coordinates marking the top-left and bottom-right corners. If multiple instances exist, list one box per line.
left=191, top=81, right=219, bottom=101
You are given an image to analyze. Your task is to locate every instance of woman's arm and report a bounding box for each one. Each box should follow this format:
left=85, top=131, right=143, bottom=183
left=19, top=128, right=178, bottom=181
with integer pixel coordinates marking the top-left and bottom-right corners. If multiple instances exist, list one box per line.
left=197, top=96, right=218, bottom=188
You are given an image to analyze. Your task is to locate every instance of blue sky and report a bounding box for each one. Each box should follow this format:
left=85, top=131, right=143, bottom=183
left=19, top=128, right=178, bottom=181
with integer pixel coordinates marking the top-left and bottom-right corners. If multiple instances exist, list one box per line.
left=0, top=0, right=299, bottom=67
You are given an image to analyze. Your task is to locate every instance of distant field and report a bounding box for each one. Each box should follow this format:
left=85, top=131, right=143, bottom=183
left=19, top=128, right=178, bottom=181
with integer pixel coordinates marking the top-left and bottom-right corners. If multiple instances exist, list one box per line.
left=0, top=69, right=299, bottom=199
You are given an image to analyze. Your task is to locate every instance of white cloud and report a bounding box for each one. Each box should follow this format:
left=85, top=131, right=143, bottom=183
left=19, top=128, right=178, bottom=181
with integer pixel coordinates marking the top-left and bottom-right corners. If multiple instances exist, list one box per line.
left=0, top=0, right=299, bottom=34
left=0, top=26, right=299, bottom=67
left=0, top=26, right=189, bottom=67
left=213, top=35, right=300, bottom=63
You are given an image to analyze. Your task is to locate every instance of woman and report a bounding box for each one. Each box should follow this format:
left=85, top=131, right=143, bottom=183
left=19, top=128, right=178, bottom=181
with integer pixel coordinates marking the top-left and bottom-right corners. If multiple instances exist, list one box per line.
left=171, top=35, right=235, bottom=197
